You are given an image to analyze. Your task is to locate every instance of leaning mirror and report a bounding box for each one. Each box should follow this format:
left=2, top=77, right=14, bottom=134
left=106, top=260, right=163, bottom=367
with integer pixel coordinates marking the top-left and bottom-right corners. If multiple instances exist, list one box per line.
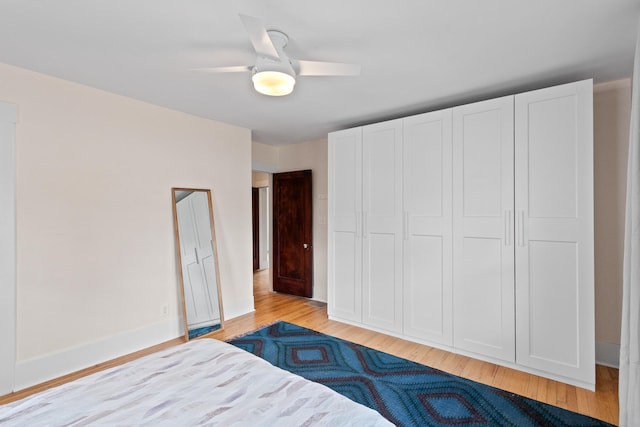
left=172, top=188, right=224, bottom=339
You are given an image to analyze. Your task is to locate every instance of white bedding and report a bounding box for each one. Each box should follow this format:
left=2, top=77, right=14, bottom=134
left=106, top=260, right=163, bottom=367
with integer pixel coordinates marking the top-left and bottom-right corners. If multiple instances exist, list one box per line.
left=0, top=338, right=392, bottom=426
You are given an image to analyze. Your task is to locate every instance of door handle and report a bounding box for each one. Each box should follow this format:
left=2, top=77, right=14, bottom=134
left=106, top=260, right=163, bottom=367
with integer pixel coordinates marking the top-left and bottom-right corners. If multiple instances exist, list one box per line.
left=404, top=211, right=409, bottom=241
left=303, top=243, right=309, bottom=249
left=363, top=212, right=368, bottom=238
left=504, top=210, right=511, bottom=246
left=518, top=210, right=525, bottom=247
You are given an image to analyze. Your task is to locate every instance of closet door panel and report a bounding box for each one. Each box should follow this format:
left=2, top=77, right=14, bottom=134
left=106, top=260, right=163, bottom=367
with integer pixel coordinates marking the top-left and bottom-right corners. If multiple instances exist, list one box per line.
left=332, top=233, right=360, bottom=318
left=459, top=237, right=505, bottom=348
left=328, top=128, right=363, bottom=322
left=515, top=80, right=594, bottom=387
left=528, top=241, right=579, bottom=366
left=453, top=96, right=515, bottom=363
left=527, top=95, right=578, bottom=219
left=368, top=233, right=397, bottom=324
left=461, top=111, right=504, bottom=217
left=362, top=120, right=403, bottom=332
left=403, top=110, right=453, bottom=345
left=406, top=235, right=444, bottom=336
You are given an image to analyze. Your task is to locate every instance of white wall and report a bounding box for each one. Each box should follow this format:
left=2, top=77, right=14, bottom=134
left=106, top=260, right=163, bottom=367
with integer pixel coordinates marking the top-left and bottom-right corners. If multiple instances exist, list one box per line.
left=0, top=62, right=254, bottom=390
left=252, top=142, right=279, bottom=173
left=593, top=79, right=631, bottom=367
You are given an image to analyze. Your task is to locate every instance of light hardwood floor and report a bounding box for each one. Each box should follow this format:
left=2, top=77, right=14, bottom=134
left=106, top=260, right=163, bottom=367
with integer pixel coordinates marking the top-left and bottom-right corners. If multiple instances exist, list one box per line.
left=0, top=269, right=620, bottom=425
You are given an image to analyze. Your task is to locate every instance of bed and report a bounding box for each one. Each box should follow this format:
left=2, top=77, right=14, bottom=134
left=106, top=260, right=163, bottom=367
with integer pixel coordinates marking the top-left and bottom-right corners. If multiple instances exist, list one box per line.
left=0, top=338, right=392, bottom=426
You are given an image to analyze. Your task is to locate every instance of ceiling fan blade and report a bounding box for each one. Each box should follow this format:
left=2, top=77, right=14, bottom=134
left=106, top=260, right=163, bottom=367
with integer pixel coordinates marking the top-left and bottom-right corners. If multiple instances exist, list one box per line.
left=239, top=14, right=279, bottom=60
left=191, top=66, right=252, bottom=73
left=294, top=60, right=361, bottom=76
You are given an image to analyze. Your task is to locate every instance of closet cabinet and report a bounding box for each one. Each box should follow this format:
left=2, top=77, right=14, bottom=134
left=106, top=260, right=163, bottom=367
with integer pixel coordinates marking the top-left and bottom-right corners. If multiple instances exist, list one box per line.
left=329, top=112, right=453, bottom=343
left=328, top=79, right=594, bottom=389
left=327, top=120, right=404, bottom=332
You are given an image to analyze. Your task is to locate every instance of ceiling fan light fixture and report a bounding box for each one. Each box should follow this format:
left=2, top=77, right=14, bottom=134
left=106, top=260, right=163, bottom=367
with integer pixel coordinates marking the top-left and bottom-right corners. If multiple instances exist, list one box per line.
left=252, top=70, right=295, bottom=96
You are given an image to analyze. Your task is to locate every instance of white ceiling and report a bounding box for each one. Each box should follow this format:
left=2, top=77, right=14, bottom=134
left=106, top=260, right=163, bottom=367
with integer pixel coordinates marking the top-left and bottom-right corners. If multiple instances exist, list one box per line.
left=0, top=1, right=638, bottom=145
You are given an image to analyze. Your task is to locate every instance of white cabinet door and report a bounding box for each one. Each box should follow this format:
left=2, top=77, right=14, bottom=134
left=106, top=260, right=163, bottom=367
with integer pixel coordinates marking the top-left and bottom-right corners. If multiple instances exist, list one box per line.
left=362, top=119, right=404, bottom=333
left=453, top=96, right=515, bottom=362
left=515, top=80, right=594, bottom=387
left=402, top=110, right=453, bottom=345
left=328, top=128, right=363, bottom=322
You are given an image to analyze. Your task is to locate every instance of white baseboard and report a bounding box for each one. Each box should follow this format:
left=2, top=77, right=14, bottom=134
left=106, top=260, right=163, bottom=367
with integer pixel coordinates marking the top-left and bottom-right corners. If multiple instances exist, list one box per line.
left=595, top=341, right=620, bottom=368
left=13, top=314, right=618, bottom=393
left=13, top=316, right=184, bottom=392
left=222, top=300, right=255, bottom=321
left=13, top=302, right=258, bottom=392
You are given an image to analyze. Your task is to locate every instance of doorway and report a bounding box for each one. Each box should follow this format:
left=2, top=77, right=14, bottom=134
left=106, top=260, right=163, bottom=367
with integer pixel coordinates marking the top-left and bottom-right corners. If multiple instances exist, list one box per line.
left=252, top=186, right=270, bottom=271
left=251, top=169, right=314, bottom=298
left=272, top=170, right=313, bottom=298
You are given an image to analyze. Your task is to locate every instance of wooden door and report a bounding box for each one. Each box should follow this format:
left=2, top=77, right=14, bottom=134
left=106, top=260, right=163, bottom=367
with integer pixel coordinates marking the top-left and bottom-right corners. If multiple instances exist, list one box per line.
left=403, top=109, right=453, bottom=345
left=514, top=80, right=595, bottom=388
left=272, top=170, right=313, bottom=297
left=453, top=96, right=515, bottom=363
left=362, top=119, right=403, bottom=333
left=328, top=128, right=363, bottom=321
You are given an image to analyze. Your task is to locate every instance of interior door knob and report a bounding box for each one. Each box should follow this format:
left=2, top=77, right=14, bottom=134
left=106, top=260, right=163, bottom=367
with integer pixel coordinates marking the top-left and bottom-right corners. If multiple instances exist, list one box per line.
left=303, top=243, right=309, bottom=249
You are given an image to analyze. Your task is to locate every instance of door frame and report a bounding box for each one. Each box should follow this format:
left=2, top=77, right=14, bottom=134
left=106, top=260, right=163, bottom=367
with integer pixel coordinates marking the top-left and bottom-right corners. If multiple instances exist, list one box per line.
left=251, top=169, right=274, bottom=290
left=258, top=187, right=270, bottom=269
left=252, top=187, right=260, bottom=270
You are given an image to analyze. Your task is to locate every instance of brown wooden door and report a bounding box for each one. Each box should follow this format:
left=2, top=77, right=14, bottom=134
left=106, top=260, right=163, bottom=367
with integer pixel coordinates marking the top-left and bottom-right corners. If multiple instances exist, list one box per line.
left=252, top=187, right=259, bottom=271
left=272, top=170, right=313, bottom=297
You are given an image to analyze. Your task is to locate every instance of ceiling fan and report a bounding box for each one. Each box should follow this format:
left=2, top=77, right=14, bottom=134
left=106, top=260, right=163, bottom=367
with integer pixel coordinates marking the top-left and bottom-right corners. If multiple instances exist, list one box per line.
left=193, top=14, right=361, bottom=96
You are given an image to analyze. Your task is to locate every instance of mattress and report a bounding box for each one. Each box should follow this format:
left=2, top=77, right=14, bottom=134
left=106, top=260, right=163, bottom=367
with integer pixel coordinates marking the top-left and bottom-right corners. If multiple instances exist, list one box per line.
left=0, top=338, right=392, bottom=426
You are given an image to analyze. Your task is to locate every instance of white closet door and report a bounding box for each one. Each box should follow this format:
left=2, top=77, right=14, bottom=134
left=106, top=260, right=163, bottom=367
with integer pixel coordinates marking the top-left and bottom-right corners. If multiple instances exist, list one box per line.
left=402, top=110, right=453, bottom=345
left=328, top=128, right=363, bottom=322
left=453, top=96, right=515, bottom=362
left=515, top=80, right=594, bottom=387
left=362, top=119, right=403, bottom=333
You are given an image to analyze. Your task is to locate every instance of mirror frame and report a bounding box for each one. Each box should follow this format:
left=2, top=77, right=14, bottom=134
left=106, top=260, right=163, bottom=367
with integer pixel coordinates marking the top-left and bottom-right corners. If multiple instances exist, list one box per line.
left=171, top=187, right=224, bottom=340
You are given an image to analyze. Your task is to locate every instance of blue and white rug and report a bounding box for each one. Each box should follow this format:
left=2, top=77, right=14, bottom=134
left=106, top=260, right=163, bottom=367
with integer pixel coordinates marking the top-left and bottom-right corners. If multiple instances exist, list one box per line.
left=227, top=322, right=613, bottom=427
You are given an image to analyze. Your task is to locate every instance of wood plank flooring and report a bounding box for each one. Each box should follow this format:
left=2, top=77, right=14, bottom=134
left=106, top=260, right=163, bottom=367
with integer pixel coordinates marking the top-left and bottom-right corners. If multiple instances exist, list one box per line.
left=0, top=269, right=620, bottom=425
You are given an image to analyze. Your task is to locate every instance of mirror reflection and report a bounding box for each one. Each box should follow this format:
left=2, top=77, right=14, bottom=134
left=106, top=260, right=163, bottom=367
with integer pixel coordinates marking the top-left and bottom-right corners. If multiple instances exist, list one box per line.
left=172, top=188, right=224, bottom=339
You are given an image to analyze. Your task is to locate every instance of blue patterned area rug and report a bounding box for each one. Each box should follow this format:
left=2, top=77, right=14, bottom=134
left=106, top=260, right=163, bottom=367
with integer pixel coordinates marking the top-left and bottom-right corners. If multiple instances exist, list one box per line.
left=227, top=322, right=613, bottom=427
